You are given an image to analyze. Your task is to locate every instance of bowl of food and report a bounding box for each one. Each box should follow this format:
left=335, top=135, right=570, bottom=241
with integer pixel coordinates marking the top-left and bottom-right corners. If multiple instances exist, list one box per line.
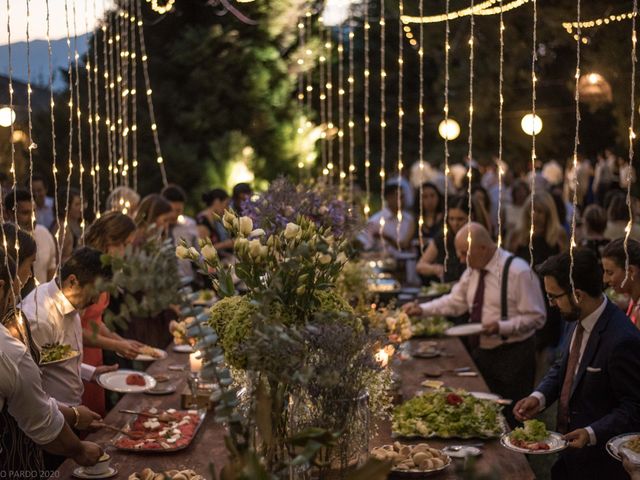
left=371, top=442, right=450, bottom=477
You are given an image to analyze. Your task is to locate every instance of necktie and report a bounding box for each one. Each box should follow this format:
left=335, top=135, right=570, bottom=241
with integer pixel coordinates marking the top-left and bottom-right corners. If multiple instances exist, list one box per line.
left=557, top=323, right=585, bottom=434
left=468, top=270, right=487, bottom=351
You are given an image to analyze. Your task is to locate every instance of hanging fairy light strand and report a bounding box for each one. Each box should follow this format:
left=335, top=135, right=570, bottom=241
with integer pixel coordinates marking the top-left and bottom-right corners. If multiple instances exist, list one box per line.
left=443, top=0, right=451, bottom=270
left=46, top=0, right=59, bottom=238
left=348, top=12, right=356, bottom=201
left=85, top=0, right=97, bottom=219
left=417, top=0, right=425, bottom=252
left=363, top=0, right=371, bottom=219
left=325, top=29, right=334, bottom=181
left=378, top=0, right=387, bottom=247
left=305, top=10, right=313, bottom=122
left=6, top=0, right=17, bottom=231
left=563, top=11, right=637, bottom=34
left=466, top=0, right=476, bottom=255
left=319, top=22, right=327, bottom=172
left=130, top=1, right=140, bottom=192
left=528, top=0, right=537, bottom=266
left=497, top=0, right=505, bottom=248
left=72, top=0, right=86, bottom=241
left=107, top=12, right=118, bottom=190
left=396, top=0, right=405, bottom=250
left=624, top=0, right=638, bottom=287
left=26, top=0, right=36, bottom=234
left=337, top=21, right=346, bottom=191
left=92, top=0, right=102, bottom=215
left=569, top=0, right=581, bottom=297
left=120, top=8, right=131, bottom=186
left=137, top=0, right=169, bottom=186
left=402, top=0, right=530, bottom=24
left=113, top=8, right=124, bottom=186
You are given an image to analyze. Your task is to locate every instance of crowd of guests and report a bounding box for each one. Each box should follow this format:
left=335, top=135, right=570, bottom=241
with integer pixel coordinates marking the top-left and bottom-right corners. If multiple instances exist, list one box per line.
left=0, top=175, right=254, bottom=476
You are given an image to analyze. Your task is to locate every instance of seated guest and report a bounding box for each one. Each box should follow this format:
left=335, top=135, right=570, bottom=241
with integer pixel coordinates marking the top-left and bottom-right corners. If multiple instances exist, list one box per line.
left=602, top=238, right=640, bottom=326
left=196, top=188, right=234, bottom=254
left=580, top=204, right=609, bottom=259
left=134, top=193, right=173, bottom=242
left=230, top=183, right=253, bottom=216
left=4, top=188, right=57, bottom=285
left=362, top=183, right=416, bottom=253
left=605, top=193, right=640, bottom=241
left=31, top=173, right=55, bottom=230
left=51, top=187, right=84, bottom=264
left=21, top=247, right=118, bottom=406
left=414, top=182, right=444, bottom=242
left=514, top=248, right=640, bottom=480
left=416, top=194, right=475, bottom=283
left=106, top=186, right=140, bottom=217
left=405, top=223, right=546, bottom=426
left=0, top=249, right=103, bottom=474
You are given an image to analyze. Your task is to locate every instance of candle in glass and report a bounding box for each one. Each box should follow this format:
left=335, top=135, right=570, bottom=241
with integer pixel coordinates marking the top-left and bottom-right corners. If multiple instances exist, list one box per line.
left=189, top=351, right=203, bottom=373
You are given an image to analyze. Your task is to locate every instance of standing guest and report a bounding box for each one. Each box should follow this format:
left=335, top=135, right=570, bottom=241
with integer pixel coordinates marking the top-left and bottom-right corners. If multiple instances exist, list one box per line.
left=161, top=184, right=199, bottom=281
left=413, top=182, right=444, bottom=241
left=4, top=188, right=57, bottom=285
left=416, top=194, right=480, bottom=284
left=504, top=179, right=531, bottom=233
left=514, top=249, right=640, bottom=480
left=51, top=187, right=83, bottom=264
left=602, top=238, right=640, bottom=326
left=31, top=173, right=56, bottom=230
left=105, top=186, right=141, bottom=217
left=20, top=247, right=118, bottom=406
left=605, top=193, right=640, bottom=241
left=363, top=183, right=415, bottom=253
left=196, top=188, right=234, bottom=254
left=134, top=193, right=174, bottom=240
left=580, top=204, right=609, bottom=259
left=230, top=183, right=253, bottom=216
left=82, top=212, right=143, bottom=416
left=404, top=223, right=546, bottom=426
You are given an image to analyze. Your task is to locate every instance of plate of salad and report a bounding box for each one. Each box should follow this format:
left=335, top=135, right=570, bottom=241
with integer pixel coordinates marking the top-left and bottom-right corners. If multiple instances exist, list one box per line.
left=420, top=282, right=453, bottom=298
left=392, top=389, right=506, bottom=439
left=501, top=420, right=566, bottom=454
left=411, top=316, right=453, bottom=338
left=40, top=343, right=80, bottom=365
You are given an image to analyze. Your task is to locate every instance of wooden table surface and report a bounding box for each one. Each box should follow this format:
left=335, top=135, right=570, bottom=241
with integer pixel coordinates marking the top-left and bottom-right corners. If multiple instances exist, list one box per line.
left=57, top=339, right=535, bottom=479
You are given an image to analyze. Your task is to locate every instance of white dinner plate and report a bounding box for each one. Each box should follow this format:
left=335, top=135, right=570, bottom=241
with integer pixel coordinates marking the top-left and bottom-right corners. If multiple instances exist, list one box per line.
left=500, top=432, right=567, bottom=455
left=96, top=369, right=156, bottom=393
left=469, top=391, right=501, bottom=401
left=116, top=347, right=168, bottom=362
left=607, top=433, right=640, bottom=463
left=173, top=344, right=193, bottom=353
left=445, top=323, right=484, bottom=337
left=72, top=467, right=118, bottom=479
left=40, top=350, right=81, bottom=366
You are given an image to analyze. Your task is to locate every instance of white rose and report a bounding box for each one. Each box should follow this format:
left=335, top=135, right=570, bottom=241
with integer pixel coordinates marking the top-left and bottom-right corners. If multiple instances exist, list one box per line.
left=201, top=244, right=218, bottom=264
left=284, top=223, right=301, bottom=241
left=250, top=228, right=266, bottom=237
left=249, top=239, right=263, bottom=259
left=223, top=210, right=236, bottom=231
left=235, top=238, right=249, bottom=254
left=175, top=245, right=190, bottom=259
left=238, top=217, right=254, bottom=237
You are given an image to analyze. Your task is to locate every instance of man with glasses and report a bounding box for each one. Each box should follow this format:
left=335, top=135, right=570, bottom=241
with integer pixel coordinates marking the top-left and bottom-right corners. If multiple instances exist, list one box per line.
left=514, top=248, right=640, bottom=480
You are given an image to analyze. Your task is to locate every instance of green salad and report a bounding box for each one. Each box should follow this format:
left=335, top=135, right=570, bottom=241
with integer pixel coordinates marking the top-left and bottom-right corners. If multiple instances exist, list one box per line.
left=411, top=316, right=453, bottom=337
left=421, top=282, right=453, bottom=297
left=392, top=389, right=505, bottom=439
left=510, top=419, right=548, bottom=443
left=40, top=343, right=77, bottom=364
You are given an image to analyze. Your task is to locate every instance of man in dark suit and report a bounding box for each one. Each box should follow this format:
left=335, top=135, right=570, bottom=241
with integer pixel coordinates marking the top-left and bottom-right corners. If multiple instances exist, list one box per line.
left=513, top=248, right=640, bottom=480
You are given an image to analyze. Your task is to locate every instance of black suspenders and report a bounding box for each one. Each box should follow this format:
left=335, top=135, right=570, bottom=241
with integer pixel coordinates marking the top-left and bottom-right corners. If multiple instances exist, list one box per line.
left=501, top=255, right=516, bottom=321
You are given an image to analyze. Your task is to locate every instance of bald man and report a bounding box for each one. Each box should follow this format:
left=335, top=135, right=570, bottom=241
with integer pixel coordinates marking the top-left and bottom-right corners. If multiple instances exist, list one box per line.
left=404, top=223, right=546, bottom=426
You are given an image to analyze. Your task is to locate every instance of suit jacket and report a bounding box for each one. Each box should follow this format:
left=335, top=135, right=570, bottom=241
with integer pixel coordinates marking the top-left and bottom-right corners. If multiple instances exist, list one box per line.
left=536, top=299, right=640, bottom=479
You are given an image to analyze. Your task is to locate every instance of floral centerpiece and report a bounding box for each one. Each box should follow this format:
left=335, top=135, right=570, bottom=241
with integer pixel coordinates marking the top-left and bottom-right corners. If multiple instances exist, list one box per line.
left=367, top=305, right=413, bottom=344
left=177, top=207, right=390, bottom=478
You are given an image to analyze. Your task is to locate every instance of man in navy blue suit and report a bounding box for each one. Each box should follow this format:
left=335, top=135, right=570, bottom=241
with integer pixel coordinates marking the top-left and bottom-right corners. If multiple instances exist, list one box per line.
left=513, top=248, right=640, bottom=480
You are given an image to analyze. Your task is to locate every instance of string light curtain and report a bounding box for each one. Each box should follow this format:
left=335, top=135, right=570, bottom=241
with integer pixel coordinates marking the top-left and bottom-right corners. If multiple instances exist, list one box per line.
left=396, top=0, right=405, bottom=250
left=363, top=1, right=371, bottom=219
left=497, top=0, right=505, bottom=248
left=417, top=0, right=425, bottom=252
left=443, top=0, right=451, bottom=270
left=378, top=0, right=387, bottom=248
left=528, top=0, right=537, bottom=265
left=466, top=0, right=476, bottom=255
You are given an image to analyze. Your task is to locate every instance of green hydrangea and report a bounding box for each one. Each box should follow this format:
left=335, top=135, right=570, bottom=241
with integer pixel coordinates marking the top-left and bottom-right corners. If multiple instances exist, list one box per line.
left=209, top=296, right=258, bottom=368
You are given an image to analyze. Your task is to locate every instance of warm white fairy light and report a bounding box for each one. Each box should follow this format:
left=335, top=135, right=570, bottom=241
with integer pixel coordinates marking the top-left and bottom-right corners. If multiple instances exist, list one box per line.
left=114, top=9, right=124, bottom=187
left=120, top=8, right=131, bottom=187
left=137, top=0, right=168, bottom=186
left=497, top=0, right=505, bottom=248
left=107, top=14, right=118, bottom=190
left=528, top=0, right=537, bottom=266
left=348, top=15, right=356, bottom=201
left=443, top=0, right=451, bottom=270
left=417, top=0, right=425, bottom=252
left=319, top=22, right=327, bottom=172
left=624, top=1, right=638, bottom=288
left=326, top=32, right=334, bottom=183
left=72, top=0, right=86, bottom=240
left=569, top=0, right=581, bottom=297
left=563, top=11, right=637, bottom=34
left=85, top=0, right=96, bottom=218
left=296, top=17, right=304, bottom=114
left=338, top=22, right=345, bottom=192
left=363, top=1, right=371, bottom=219
left=26, top=0, right=36, bottom=234
left=466, top=0, right=475, bottom=256
left=379, top=2, right=387, bottom=245
left=396, top=0, right=405, bottom=250
left=145, top=0, right=175, bottom=15
left=5, top=0, right=17, bottom=231
left=402, top=0, right=530, bottom=24
left=130, top=2, right=139, bottom=192
left=305, top=10, right=313, bottom=121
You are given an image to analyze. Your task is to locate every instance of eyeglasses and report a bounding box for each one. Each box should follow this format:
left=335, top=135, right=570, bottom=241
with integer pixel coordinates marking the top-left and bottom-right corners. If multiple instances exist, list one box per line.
left=546, top=291, right=569, bottom=303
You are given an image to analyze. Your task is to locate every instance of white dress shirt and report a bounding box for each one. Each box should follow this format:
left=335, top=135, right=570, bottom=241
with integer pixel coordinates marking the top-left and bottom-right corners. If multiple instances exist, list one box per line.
left=532, top=296, right=608, bottom=446
left=32, top=225, right=57, bottom=284
left=0, top=324, right=65, bottom=445
left=20, top=280, right=95, bottom=406
left=419, top=247, right=546, bottom=349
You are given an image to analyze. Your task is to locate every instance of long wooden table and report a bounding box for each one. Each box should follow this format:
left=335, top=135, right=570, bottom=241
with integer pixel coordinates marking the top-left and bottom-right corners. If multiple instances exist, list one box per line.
left=57, top=339, right=535, bottom=479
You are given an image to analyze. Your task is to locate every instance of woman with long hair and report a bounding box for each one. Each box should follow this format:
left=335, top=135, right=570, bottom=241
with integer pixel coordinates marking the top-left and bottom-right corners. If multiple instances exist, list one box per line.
left=133, top=194, right=173, bottom=242
left=416, top=194, right=490, bottom=284
left=81, top=212, right=143, bottom=415
left=414, top=182, right=444, bottom=241
left=602, top=238, right=640, bottom=326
